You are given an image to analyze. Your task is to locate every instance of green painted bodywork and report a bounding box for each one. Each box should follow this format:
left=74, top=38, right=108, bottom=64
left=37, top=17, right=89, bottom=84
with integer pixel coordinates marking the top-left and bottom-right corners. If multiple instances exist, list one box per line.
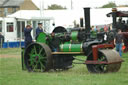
left=90, top=30, right=97, bottom=38
left=60, top=43, right=82, bottom=52
left=100, top=28, right=104, bottom=32
left=71, top=31, right=78, bottom=41
left=36, top=33, right=47, bottom=44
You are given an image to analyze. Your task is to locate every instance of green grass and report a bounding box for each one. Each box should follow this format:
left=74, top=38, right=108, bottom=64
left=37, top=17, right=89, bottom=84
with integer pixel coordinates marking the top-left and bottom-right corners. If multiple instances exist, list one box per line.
left=0, top=48, right=21, bottom=55
left=0, top=48, right=128, bottom=85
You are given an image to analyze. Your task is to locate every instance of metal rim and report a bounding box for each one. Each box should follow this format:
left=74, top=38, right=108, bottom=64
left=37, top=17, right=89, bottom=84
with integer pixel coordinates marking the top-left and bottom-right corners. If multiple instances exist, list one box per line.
left=24, top=42, right=52, bottom=72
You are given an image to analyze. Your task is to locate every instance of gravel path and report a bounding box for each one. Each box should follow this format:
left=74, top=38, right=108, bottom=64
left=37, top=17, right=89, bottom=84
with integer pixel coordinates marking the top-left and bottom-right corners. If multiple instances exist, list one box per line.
left=0, top=54, right=20, bottom=58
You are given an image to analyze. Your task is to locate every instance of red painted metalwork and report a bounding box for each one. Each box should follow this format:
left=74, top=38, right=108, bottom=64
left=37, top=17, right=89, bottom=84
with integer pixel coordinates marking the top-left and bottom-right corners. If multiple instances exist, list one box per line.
left=92, top=44, right=114, bottom=60
left=122, top=32, right=128, bottom=36
left=85, top=60, right=124, bottom=64
left=121, top=32, right=128, bottom=52
left=85, top=60, right=108, bottom=64
left=92, top=45, right=98, bottom=60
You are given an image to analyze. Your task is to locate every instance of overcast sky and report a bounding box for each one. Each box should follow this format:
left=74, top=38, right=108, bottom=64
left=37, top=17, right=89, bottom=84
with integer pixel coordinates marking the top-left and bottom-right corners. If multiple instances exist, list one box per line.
left=32, top=0, right=128, bottom=9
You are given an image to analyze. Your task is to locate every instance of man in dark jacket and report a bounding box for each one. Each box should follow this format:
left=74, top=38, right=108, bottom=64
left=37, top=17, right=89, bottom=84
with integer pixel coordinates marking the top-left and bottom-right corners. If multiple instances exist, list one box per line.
left=114, top=29, right=124, bottom=57
left=0, top=33, right=4, bottom=48
left=36, top=23, right=43, bottom=38
left=24, top=25, right=32, bottom=48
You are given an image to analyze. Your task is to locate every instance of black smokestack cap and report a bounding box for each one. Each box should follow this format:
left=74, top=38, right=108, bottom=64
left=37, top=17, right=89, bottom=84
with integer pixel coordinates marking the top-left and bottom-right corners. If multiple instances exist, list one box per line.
left=84, top=7, right=91, bottom=33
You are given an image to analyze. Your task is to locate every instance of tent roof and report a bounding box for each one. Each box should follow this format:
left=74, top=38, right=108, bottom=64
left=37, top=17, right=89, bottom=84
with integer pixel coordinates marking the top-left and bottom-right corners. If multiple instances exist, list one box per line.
left=7, top=7, right=128, bottom=26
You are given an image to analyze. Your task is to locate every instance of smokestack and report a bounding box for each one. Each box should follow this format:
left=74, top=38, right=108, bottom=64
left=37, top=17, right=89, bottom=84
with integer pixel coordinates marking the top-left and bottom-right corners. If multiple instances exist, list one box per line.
left=112, top=8, right=117, bottom=29
left=84, top=8, right=91, bottom=33
left=80, top=17, right=83, bottom=27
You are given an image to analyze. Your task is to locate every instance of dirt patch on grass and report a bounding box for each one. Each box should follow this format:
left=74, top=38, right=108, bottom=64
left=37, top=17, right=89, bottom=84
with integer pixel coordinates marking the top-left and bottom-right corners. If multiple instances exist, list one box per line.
left=0, top=54, right=20, bottom=58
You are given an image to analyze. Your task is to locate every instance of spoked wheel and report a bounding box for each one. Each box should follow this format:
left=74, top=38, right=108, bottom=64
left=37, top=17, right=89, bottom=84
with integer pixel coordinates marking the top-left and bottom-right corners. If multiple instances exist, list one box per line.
left=86, top=49, right=123, bottom=73
left=24, top=43, right=53, bottom=72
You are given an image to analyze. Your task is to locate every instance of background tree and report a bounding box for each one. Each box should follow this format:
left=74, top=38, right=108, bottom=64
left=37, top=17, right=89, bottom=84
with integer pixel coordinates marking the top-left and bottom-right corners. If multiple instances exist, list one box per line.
left=101, top=2, right=117, bottom=8
left=118, top=5, right=128, bottom=7
left=47, top=4, right=66, bottom=10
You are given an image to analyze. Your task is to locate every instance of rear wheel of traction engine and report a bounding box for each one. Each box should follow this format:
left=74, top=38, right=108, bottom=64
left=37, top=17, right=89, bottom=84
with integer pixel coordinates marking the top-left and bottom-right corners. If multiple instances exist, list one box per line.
left=86, top=49, right=122, bottom=73
left=24, top=42, right=53, bottom=72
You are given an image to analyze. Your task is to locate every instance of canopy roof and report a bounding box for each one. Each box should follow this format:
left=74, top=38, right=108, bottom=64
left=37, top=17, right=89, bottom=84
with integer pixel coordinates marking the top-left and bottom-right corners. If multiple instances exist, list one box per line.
left=107, top=11, right=128, bottom=17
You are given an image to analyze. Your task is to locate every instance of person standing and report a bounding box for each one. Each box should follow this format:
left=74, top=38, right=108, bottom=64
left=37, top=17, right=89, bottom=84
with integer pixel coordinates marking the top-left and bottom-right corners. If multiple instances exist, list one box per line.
left=0, top=33, right=4, bottom=48
left=94, top=26, right=97, bottom=32
left=24, top=25, right=33, bottom=48
left=36, top=23, right=43, bottom=38
left=90, top=26, right=97, bottom=38
left=114, top=29, right=124, bottom=57
left=104, top=25, right=108, bottom=32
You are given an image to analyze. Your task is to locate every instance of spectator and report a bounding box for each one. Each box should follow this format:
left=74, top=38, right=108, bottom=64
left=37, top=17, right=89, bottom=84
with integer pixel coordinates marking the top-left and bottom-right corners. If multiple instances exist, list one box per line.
left=100, top=28, right=104, bottom=32
left=24, top=25, right=33, bottom=48
left=94, top=26, right=97, bottom=32
left=91, top=26, right=94, bottom=30
left=114, top=29, right=124, bottom=57
left=0, top=33, right=4, bottom=48
left=36, top=23, right=43, bottom=38
left=104, top=25, right=108, bottom=32
left=90, top=26, right=97, bottom=38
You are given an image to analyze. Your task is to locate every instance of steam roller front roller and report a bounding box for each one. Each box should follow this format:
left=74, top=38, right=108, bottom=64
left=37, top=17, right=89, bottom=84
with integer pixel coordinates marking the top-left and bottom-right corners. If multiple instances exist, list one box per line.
left=86, top=49, right=123, bottom=73
left=24, top=42, right=53, bottom=72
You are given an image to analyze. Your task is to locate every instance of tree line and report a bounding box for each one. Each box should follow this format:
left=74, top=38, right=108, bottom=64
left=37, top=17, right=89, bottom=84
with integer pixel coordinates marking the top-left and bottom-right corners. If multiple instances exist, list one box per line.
left=46, top=2, right=128, bottom=10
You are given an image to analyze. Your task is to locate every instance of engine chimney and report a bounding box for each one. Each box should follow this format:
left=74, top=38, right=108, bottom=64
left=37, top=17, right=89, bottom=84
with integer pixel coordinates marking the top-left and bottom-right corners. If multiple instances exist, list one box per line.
left=80, top=17, right=83, bottom=27
left=84, top=8, right=91, bottom=33
left=112, top=8, right=117, bottom=29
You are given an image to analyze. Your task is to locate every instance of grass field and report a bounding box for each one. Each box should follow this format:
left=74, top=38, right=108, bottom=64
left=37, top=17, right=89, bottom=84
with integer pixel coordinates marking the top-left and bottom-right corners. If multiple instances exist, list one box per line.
left=0, top=48, right=128, bottom=85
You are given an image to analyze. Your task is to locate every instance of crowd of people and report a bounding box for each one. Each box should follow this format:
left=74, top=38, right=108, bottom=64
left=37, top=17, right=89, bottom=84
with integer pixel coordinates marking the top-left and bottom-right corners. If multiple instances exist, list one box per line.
left=90, top=24, right=111, bottom=39
left=91, top=24, right=111, bottom=33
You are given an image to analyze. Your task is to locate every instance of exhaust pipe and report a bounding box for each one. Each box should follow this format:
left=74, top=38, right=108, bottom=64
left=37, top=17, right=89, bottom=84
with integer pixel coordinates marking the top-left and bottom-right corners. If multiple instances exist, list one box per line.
left=80, top=17, right=83, bottom=27
left=84, top=8, right=91, bottom=33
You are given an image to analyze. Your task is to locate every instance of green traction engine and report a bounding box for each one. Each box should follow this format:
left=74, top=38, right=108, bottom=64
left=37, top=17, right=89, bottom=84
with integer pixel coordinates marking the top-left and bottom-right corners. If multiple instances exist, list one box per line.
left=21, top=8, right=123, bottom=73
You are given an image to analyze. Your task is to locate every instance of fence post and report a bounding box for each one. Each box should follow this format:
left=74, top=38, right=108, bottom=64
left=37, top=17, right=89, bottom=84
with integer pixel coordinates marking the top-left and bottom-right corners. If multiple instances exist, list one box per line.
left=7, top=40, right=9, bottom=48
left=0, top=39, right=2, bottom=48
left=19, top=39, right=21, bottom=48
